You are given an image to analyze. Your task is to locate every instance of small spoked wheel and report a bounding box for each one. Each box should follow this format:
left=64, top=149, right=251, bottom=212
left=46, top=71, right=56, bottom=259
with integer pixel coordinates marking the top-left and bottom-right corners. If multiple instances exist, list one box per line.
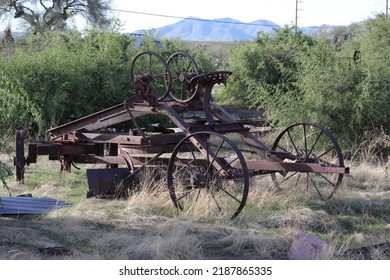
left=271, top=123, right=344, bottom=201
left=130, top=50, right=172, bottom=100
left=167, top=52, right=200, bottom=102
left=167, top=131, right=249, bottom=219
left=15, top=129, right=25, bottom=182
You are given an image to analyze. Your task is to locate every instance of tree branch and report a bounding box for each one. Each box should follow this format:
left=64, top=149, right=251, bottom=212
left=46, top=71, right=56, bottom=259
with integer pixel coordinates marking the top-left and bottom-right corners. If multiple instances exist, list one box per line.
left=39, top=0, right=48, bottom=10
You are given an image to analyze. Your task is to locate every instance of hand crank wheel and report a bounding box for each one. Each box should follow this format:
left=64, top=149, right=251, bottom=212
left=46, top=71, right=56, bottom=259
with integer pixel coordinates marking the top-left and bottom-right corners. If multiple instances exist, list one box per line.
left=270, top=123, right=344, bottom=201
left=167, top=52, right=200, bottom=102
left=130, top=51, right=172, bottom=101
left=167, top=131, right=249, bottom=219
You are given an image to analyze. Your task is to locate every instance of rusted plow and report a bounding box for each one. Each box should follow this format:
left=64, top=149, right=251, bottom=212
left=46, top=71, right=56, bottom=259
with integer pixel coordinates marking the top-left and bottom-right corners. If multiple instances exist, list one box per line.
left=14, top=51, right=349, bottom=219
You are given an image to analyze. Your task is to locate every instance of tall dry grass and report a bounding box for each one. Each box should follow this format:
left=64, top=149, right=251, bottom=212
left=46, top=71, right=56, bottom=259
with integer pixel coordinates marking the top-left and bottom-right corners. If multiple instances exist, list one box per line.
left=1, top=157, right=390, bottom=260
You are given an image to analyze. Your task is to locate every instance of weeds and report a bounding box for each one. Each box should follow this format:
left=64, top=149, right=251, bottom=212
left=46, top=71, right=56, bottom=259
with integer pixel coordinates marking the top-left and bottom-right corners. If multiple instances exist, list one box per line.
left=1, top=157, right=390, bottom=260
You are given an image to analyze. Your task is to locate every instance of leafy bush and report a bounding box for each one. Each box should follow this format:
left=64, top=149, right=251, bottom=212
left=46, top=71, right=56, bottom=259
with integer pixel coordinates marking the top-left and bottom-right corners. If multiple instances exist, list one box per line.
left=218, top=16, right=390, bottom=150
left=0, top=31, right=133, bottom=133
left=217, top=27, right=314, bottom=114
left=0, top=30, right=199, bottom=136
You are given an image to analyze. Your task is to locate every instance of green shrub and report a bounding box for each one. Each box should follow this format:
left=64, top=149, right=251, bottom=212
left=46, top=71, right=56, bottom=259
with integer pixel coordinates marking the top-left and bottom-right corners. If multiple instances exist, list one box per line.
left=0, top=30, right=206, bottom=137
left=218, top=16, right=390, bottom=150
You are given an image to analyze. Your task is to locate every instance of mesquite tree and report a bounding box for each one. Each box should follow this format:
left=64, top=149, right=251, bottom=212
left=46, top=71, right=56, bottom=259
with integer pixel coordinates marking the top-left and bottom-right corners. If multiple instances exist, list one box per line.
left=0, top=0, right=112, bottom=33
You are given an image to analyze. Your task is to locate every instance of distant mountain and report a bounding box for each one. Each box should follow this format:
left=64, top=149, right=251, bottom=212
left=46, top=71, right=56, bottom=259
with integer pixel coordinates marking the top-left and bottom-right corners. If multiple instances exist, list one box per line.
left=300, top=24, right=339, bottom=35
left=133, top=17, right=336, bottom=41
left=134, top=17, right=281, bottom=41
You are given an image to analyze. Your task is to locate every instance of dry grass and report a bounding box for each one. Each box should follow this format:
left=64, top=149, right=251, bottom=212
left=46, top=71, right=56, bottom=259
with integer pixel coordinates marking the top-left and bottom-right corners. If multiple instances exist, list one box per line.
left=1, top=158, right=390, bottom=260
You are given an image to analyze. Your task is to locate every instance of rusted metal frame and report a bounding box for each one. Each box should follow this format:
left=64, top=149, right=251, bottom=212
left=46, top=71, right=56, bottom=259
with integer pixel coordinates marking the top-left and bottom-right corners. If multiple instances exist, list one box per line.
left=74, top=132, right=148, bottom=145
left=73, top=131, right=186, bottom=146
left=87, top=151, right=167, bottom=197
left=27, top=142, right=38, bottom=164
left=73, top=155, right=126, bottom=165
left=188, top=122, right=250, bottom=134
left=47, top=103, right=159, bottom=138
left=118, top=143, right=178, bottom=154
left=157, top=103, right=192, bottom=135
left=47, top=103, right=128, bottom=138
left=202, top=83, right=216, bottom=125
left=157, top=104, right=230, bottom=175
left=124, top=101, right=147, bottom=138
left=73, top=154, right=170, bottom=166
left=124, top=151, right=166, bottom=179
left=233, top=160, right=348, bottom=175
left=167, top=156, right=347, bottom=175
left=209, top=101, right=288, bottom=164
left=191, top=134, right=232, bottom=177
left=27, top=142, right=96, bottom=158
left=210, top=101, right=271, bottom=152
left=210, top=101, right=300, bottom=165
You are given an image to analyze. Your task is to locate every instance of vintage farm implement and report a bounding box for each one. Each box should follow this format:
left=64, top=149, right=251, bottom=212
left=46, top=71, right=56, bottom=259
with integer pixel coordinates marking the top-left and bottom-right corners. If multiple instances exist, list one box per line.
left=14, top=51, right=349, bottom=219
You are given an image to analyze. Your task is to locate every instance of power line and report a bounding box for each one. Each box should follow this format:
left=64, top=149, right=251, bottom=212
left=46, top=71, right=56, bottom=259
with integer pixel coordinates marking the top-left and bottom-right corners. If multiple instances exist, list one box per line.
left=110, top=8, right=351, bottom=30
left=110, top=8, right=280, bottom=28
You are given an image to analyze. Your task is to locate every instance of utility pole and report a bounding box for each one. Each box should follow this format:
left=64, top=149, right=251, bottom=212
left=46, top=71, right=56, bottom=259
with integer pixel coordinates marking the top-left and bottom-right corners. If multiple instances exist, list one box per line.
left=386, top=0, right=389, bottom=18
left=295, top=0, right=299, bottom=28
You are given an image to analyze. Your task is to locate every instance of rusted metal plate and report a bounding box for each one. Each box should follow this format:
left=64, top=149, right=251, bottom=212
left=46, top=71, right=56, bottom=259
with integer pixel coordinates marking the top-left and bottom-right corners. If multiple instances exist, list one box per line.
left=0, top=196, right=68, bottom=215
left=74, top=131, right=186, bottom=146
left=237, top=160, right=349, bottom=174
left=28, top=142, right=96, bottom=157
left=86, top=168, right=134, bottom=197
left=46, top=103, right=158, bottom=138
left=188, top=122, right=250, bottom=133
left=75, top=132, right=148, bottom=145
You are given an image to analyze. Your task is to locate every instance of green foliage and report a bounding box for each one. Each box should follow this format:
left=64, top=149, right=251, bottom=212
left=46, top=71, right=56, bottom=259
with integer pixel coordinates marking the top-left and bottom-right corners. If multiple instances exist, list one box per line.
left=0, top=31, right=136, bottom=134
left=218, top=27, right=314, bottom=117
left=0, top=143, right=12, bottom=191
left=0, top=30, right=189, bottom=186
left=0, top=78, right=32, bottom=188
left=0, top=30, right=200, bottom=137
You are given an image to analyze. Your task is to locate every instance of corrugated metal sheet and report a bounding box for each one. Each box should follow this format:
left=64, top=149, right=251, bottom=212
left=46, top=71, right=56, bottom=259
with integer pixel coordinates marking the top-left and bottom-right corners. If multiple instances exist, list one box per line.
left=0, top=196, right=68, bottom=215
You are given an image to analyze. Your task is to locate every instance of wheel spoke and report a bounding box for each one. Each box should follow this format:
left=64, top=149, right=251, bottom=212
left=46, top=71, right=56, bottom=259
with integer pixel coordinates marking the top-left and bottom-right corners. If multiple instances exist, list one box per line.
left=130, top=51, right=171, bottom=100
left=314, top=145, right=336, bottom=162
left=276, top=171, right=299, bottom=185
left=206, top=139, right=225, bottom=174
left=209, top=190, right=223, bottom=212
left=215, top=183, right=244, bottom=204
left=308, top=174, right=325, bottom=201
left=188, top=143, right=203, bottom=173
left=307, top=130, right=323, bottom=159
left=167, top=132, right=249, bottom=219
left=167, top=52, right=200, bottom=102
left=317, top=172, right=337, bottom=187
left=271, top=123, right=344, bottom=200
left=303, top=124, right=308, bottom=159
left=177, top=188, right=196, bottom=202
left=287, top=130, right=300, bottom=158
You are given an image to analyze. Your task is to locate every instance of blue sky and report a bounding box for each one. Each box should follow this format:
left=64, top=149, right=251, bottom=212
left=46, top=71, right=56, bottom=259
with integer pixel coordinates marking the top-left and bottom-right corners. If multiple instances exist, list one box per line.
left=113, top=0, right=386, bottom=32
left=1, top=0, right=386, bottom=32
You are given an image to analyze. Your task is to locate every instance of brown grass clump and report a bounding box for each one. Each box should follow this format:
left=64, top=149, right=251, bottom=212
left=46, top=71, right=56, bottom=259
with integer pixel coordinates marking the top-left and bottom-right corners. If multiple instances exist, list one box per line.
left=1, top=158, right=390, bottom=260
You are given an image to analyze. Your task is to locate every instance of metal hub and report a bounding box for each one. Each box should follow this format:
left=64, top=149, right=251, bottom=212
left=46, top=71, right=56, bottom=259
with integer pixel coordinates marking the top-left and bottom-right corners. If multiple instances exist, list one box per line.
left=179, top=72, right=186, bottom=82
left=190, top=172, right=207, bottom=188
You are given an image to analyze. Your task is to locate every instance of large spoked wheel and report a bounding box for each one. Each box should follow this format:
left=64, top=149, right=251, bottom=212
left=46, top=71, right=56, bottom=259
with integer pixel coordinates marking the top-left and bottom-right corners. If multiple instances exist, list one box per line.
left=130, top=51, right=172, bottom=101
left=271, top=123, right=344, bottom=201
left=167, top=52, right=200, bottom=102
left=167, top=131, right=249, bottom=219
left=15, top=129, right=25, bottom=182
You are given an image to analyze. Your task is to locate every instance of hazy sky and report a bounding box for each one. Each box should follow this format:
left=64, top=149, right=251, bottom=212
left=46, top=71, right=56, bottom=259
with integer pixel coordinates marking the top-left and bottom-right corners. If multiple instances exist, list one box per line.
left=0, top=0, right=386, bottom=32
left=112, top=0, right=386, bottom=31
